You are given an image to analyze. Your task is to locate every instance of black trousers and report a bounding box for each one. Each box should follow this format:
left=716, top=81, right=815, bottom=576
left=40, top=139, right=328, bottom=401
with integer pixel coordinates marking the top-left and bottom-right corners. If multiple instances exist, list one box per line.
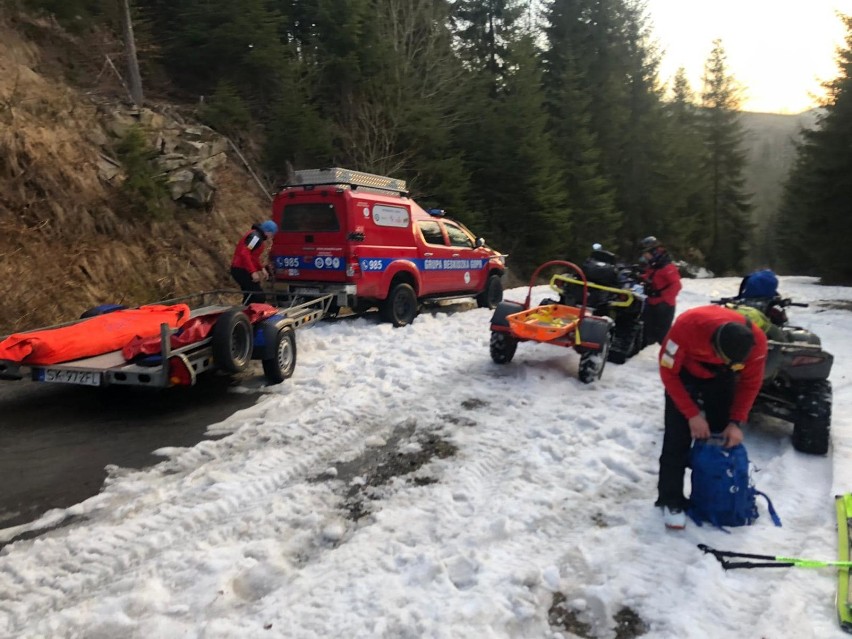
left=656, top=370, right=736, bottom=509
left=642, top=301, right=675, bottom=346
left=230, top=267, right=265, bottom=305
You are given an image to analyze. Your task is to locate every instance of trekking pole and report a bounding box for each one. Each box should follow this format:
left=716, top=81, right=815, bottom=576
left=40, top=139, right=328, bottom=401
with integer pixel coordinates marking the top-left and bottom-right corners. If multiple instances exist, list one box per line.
left=699, top=544, right=852, bottom=570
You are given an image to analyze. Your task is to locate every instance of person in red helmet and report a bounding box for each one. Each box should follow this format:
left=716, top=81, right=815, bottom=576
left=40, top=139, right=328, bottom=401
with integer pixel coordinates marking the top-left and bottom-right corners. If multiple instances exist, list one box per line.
left=231, top=220, right=277, bottom=304
left=655, top=305, right=768, bottom=530
left=638, top=236, right=682, bottom=347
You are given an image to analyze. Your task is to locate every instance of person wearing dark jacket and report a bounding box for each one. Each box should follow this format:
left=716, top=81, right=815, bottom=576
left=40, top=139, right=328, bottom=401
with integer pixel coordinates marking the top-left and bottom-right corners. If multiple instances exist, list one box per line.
left=655, top=305, right=768, bottom=529
left=639, top=236, right=682, bottom=346
left=231, top=220, right=277, bottom=304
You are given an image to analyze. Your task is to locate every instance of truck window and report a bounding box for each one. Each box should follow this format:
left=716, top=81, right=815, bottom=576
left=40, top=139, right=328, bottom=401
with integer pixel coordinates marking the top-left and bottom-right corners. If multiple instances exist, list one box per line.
left=418, top=220, right=446, bottom=246
left=445, top=222, right=474, bottom=248
left=281, top=203, right=340, bottom=232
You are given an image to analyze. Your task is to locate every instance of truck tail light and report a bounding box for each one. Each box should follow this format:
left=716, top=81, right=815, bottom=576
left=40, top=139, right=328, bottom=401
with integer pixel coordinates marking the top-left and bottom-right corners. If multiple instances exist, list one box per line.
left=791, top=355, right=824, bottom=367
left=347, top=258, right=362, bottom=278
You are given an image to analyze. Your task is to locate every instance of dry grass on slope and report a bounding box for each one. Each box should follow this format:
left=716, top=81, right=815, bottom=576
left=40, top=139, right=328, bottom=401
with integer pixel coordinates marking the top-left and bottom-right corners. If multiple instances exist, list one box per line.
left=0, top=17, right=270, bottom=335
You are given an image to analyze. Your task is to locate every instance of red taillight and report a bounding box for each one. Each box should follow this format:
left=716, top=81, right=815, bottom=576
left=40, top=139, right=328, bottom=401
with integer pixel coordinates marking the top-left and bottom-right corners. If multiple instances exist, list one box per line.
left=168, top=354, right=196, bottom=386
left=791, top=355, right=824, bottom=367
left=347, top=258, right=362, bottom=278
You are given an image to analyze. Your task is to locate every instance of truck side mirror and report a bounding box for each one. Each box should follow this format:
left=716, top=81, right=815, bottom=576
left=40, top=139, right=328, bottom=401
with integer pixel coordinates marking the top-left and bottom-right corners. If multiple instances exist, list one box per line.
left=475, top=237, right=485, bottom=248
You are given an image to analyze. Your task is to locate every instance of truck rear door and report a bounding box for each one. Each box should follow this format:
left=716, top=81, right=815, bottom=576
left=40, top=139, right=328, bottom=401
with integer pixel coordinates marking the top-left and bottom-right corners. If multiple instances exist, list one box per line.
left=271, top=196, right=348, bottom=286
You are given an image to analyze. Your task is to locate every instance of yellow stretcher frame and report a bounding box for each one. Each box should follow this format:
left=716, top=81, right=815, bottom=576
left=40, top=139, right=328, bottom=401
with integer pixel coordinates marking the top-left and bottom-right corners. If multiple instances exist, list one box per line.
left=549, top=274, right=637, bottom=310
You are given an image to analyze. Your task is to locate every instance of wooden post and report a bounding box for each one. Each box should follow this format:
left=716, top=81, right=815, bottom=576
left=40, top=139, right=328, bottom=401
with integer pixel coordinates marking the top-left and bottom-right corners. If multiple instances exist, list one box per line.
left=120, top=0, right=144, bottom=107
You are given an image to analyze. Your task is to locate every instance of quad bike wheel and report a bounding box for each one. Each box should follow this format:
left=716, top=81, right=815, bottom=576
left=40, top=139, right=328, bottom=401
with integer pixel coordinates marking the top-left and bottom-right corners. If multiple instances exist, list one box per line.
left=791, top=380, right=832, bottom=455
left=489, top=331, right=518, bottom=364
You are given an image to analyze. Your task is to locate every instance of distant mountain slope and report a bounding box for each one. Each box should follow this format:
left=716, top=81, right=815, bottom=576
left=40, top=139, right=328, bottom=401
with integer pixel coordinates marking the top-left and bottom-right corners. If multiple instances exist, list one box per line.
left=739, top=108, right=820, bottom=268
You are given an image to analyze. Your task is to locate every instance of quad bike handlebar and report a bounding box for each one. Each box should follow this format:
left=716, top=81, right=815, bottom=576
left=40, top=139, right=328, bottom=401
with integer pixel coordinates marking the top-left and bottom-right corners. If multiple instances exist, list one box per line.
left=711, top=296, right=808, bottom=308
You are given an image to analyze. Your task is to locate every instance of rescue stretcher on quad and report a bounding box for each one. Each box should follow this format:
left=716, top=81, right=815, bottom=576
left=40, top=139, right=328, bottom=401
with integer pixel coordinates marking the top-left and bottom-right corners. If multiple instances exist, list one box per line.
left=0, top=291, right=332, bottom=389
left=488, top=261, right=614, bottom=383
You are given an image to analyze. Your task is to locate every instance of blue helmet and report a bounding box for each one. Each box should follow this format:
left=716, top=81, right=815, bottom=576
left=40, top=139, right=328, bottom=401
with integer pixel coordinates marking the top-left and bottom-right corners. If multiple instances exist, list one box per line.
left=259, top=220, right=278, bottom=235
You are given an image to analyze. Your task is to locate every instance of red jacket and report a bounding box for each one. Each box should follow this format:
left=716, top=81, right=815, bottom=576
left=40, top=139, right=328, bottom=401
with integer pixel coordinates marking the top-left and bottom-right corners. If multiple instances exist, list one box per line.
left=643, top=261, right=682, bottom=306
left=659, top=305, right=768, bottom=422
left=231, top=227, right=267, bottom=273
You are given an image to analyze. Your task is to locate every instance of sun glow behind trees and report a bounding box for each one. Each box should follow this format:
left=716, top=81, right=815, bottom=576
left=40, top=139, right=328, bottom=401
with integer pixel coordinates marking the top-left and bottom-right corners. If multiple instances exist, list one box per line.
left=648, top=0, right=852, bottom=114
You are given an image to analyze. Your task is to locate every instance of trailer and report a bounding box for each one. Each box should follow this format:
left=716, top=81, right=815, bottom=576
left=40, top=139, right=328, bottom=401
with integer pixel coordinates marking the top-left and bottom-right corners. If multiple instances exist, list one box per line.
left=0, top=291, right=333, bottom=389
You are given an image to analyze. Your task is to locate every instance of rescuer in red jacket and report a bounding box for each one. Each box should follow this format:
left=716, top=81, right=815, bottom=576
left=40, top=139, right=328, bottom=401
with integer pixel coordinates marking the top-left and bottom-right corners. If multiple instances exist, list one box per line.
left=655, top=304, right=768, bottom=529
left=230, top=220, right=277, bottom=304
left=639, top=236, right=682, bottom=347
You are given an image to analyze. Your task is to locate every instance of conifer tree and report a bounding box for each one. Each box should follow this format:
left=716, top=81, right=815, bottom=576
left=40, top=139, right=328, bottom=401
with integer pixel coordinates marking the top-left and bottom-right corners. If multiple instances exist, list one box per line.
left=543, top=0, right=619, bottom=260
left=778, top=15, right=852, bottom=282
left=698, top=39, right=752, bottom=274
left=654, top=68, right=710, bottom=260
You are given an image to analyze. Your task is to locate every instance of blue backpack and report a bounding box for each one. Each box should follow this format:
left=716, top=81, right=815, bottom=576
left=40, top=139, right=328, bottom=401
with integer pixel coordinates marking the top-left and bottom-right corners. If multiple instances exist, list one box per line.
left=687, top=438, right=782, bottom=531
left=740, top=269, right=779, bottom=299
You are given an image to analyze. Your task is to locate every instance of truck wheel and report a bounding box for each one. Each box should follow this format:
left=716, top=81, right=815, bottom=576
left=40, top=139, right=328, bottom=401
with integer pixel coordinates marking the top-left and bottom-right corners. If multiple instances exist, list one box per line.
left=212, top=308, right=253, bottom=374
left=792, top=380, right=832, bottom=455
left=262, top=326, right=296, bottom=384
left=490, top=331, right=517, bottom=364
left=380, top=283, right=418, bottom=327
left=476, top=274, right=503, bottom=309
left=578, top=333, right=611, bottom=384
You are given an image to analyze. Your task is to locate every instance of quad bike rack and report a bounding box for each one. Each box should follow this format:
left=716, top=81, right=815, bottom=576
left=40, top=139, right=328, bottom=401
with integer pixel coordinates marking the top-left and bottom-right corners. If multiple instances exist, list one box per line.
left=487, top=260, right=613, bottom=384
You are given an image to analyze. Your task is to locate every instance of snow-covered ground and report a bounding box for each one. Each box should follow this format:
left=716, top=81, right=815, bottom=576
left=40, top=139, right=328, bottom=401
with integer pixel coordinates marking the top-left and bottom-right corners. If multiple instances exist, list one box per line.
left=1, top=276, right=851, bottom=638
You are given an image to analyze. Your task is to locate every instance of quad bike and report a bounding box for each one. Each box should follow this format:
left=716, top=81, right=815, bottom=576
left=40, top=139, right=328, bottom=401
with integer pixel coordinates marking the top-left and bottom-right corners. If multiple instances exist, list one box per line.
left=712, top=295, right=834, bottom=455
left=545, top=246, right=646, bottom=364
left=488, top=260, right=613, bottom=384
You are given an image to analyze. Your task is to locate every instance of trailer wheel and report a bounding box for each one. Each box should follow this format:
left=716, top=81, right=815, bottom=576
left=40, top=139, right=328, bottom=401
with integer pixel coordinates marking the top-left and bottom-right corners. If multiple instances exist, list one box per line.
left=578, top=332, right=611, bottom=384
left=489, top=331, right=517, bottom=364
left=212, top=308, right=253, bottom=374
left=262, top=327, right=297, bottom=384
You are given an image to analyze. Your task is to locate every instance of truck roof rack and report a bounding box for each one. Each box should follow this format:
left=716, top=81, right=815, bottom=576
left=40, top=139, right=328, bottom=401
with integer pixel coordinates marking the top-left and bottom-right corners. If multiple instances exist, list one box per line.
left=287, top=167, right=408, bottom=196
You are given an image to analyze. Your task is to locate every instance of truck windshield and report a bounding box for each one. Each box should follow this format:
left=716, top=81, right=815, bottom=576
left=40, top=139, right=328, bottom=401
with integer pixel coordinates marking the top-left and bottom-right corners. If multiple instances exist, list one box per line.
left=281, top=203, right=340, bottom=232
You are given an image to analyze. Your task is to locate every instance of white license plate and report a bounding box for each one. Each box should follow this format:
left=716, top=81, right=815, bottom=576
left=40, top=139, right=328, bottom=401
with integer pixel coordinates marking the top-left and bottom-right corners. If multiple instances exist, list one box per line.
left=42, top=369, right=102, bottom=386
left=294, top=287, right=321, bottom=296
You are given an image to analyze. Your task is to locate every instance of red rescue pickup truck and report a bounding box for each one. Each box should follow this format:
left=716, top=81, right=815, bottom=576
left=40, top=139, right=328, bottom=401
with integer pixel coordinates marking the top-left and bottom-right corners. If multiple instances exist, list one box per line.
left=269, top=168, right=507, bottom=326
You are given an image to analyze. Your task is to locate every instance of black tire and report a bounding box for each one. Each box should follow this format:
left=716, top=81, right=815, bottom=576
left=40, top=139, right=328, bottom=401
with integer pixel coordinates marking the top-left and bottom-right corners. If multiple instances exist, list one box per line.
left=262, top=326, right=296, bottom=384
left=211, top=308, right=253, bottom=374
left=380, top=283, right=418, bottom=327
left=578, top=332, right=611, bottom=384
left=490, top=331, right=517, bottom=364
left=791, top=380, right=832, bottom=455
left=80, top=304, right=127, bottom=319
left=476, top=274, right=504, bottom=309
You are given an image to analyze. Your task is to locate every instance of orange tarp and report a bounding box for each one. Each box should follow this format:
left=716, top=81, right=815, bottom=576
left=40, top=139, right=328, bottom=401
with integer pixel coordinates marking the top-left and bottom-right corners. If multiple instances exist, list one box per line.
left=0, top=305, right=191, bottom=365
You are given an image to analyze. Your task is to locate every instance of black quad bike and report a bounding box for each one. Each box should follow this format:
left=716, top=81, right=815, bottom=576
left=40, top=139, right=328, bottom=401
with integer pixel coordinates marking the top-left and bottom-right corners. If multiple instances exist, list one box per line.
left=546, top=247, right=646, bottom=364
left=712, top=295, right=834, bottom=455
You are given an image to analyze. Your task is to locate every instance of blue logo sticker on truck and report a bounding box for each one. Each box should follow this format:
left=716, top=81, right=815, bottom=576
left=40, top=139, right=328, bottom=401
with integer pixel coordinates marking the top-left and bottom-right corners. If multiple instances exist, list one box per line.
left=272, top=256, right=490, bottom=273
left=273, top=256, right=345, bottom=271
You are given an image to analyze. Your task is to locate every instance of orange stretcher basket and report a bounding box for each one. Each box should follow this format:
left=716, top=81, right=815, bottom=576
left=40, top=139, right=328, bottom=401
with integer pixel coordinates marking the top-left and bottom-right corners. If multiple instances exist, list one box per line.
left=506, top=304, right=581, bottom=341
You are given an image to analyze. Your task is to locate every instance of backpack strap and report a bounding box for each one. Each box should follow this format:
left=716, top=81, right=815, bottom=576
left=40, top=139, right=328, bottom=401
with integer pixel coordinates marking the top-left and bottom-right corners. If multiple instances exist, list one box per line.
left=755, top=490, right=782, bottom=527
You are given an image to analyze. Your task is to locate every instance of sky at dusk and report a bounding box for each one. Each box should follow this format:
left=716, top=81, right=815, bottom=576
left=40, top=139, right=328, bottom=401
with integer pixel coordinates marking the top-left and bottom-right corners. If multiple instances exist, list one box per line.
left=647, top=0, right=852, bottom=114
